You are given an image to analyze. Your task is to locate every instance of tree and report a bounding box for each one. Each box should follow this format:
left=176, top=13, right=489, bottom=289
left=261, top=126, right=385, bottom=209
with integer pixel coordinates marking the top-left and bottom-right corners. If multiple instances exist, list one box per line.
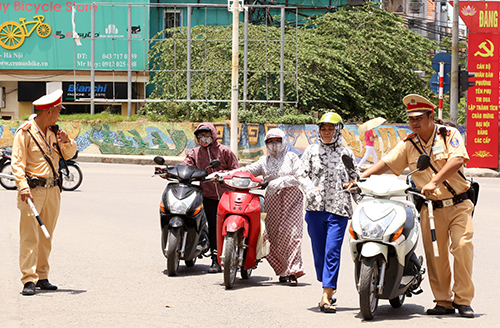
left=145, top=3, right=437, bottom=123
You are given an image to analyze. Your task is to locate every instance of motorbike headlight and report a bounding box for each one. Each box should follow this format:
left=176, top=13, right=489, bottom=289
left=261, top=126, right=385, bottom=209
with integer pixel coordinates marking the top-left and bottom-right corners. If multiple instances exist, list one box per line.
left=224, top=177, right=260, bottom=189
left=359, top=208, right=396, bottom=240
left=167, top=189, right=197, bottom=215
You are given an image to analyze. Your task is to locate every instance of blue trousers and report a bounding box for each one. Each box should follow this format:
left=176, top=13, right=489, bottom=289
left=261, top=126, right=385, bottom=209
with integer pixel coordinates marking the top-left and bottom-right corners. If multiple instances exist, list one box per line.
left=305, top=211, right=348, bottom=289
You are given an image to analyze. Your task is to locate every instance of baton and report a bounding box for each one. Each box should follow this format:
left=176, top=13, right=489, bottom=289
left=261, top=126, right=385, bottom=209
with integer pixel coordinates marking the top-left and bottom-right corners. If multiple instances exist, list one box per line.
left=426, top=200, right=439, bottom=257
left=27, top=198, right=50, bottom=239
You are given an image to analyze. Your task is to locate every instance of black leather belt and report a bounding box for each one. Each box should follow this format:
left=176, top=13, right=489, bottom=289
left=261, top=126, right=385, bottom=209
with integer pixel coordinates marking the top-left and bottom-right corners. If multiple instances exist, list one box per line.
left=27, top=176, right=59, bottom=188
left=427, top=192, right=469, bottom=209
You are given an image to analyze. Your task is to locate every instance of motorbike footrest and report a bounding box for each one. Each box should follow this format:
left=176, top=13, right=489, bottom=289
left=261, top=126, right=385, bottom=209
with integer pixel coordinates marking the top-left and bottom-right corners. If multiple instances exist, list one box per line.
left=411, top=288, right=424, bottom=295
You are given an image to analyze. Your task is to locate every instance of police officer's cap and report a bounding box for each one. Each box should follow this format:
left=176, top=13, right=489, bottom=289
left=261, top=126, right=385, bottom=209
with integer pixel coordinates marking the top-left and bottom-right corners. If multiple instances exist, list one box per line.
left=33, top=89, right=66, bottom=111
left=403, top=94, right=436, bottom=117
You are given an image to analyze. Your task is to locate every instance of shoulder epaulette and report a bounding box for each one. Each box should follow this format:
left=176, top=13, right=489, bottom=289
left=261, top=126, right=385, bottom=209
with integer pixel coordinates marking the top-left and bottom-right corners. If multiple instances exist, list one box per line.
left=19, top=122, right=31, bottom=131
left=403, top=132, right=416, bottom=141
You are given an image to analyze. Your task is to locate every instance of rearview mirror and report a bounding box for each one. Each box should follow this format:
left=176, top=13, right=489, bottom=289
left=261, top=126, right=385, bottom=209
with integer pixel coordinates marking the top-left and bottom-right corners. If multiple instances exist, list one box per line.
left=342, top=154, right=356, bottom=171
left=154, top=156, right=165, bottom=165
left=417, top=154, right=431, bottom=171
left=208, top=159, right=221, bottom=169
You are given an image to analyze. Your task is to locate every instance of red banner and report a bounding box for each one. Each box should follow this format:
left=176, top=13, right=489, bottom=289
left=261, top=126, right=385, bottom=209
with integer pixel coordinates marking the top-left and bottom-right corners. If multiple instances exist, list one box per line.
left=459, top=2, right=499, bottom=168
left=466, top=34, right=499, bottom=167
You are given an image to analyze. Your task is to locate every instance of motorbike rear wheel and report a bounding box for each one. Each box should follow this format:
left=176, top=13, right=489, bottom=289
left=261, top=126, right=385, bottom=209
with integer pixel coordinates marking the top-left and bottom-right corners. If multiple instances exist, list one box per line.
left=0, top=161, right=17, bottom=190
left=185, top=257, right=196, bottom=267
left=223, top=231, right=239, bottom=289
left=61, top=163, right=83, bottom=191
left=166, top=227, right=181, bottom=276
left=389, top=294, right=405, bottom=308
left=359, top=257, right=380, bottom=321
left=241, top=267, right=252, bottom=279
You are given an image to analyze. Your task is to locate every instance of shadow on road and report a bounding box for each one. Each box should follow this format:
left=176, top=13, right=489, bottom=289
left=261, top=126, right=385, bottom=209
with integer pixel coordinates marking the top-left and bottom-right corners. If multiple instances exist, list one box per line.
left=36, top=288, right=87, bottom=295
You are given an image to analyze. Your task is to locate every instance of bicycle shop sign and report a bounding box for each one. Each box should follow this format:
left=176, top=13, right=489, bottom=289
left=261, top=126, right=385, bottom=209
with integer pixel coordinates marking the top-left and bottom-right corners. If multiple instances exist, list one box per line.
left=0, top=0, right=148, bottom=70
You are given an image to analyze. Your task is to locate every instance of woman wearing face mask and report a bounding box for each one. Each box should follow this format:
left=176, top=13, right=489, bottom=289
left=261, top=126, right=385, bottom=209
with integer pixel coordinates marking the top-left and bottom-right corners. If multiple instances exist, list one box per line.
left=183, top=122, right=239, bottom=273
left=222, top=128, right=305, bottom=286
left=297, top=112, right=360, bottom=313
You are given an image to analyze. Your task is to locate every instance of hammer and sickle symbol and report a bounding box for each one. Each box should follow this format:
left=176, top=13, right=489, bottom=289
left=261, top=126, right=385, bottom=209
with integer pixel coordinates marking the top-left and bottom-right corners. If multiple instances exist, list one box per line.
left=474, top=39, right=494, bottom=57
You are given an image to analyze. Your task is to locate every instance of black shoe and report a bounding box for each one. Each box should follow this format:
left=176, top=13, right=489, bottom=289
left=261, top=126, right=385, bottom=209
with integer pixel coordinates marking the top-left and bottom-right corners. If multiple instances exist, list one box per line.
left=452, top=302, right=474, bottom=318
left=208, top=256, right=222, bottom=273
left=279, top=276, right=288, bottom=283
left=36, top=279, right=58, bottom=290
left=21, top=282, right=35, bottom=296
left=426, top=305, right=455, bottom=315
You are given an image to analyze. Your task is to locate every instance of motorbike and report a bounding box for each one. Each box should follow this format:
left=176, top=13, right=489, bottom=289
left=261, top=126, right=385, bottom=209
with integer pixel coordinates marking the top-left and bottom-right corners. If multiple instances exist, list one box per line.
left=153, top=156, right=220, bottom=276
left=0, top=146, right=83, bottom=192
left=59, top=152, right=83, bottom=191
left=0, top=147, right=16, bottom=190
left=342, top=154, right=431, bottom=320
left=215, top=171, right=266, bottom=289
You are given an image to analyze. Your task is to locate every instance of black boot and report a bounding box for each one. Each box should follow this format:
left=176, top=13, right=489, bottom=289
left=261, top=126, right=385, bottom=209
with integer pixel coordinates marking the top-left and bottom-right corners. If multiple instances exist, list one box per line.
left=208, top=252, right=222, bottom=273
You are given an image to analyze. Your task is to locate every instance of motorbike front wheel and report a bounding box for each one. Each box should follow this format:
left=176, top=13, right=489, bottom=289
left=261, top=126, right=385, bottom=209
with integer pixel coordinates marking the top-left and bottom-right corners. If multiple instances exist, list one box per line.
left=61, top=163, right=83, bottom=191
left=0, top=161, right=17, bottom=190
left=223, top=231, right=239, bottom=289
left=166, top=227, right=181, bottom=276
left=359, top=257, right=380, bottom=321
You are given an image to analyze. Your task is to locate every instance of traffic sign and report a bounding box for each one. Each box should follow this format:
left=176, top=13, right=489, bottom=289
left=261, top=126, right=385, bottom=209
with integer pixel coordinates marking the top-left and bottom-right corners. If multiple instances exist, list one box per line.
left=431, top=53, right=452, bottom=74
left=430, top=73, right=450, bottom=94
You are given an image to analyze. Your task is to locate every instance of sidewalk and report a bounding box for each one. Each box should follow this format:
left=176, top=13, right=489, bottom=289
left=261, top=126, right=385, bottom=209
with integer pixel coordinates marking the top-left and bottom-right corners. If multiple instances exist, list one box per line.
left=77, top=153, right=500, bottom=178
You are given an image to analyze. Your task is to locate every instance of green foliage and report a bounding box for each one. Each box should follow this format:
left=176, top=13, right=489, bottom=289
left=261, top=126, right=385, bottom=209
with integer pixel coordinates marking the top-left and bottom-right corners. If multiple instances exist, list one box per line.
left=146, top=3, right=437, bottom=123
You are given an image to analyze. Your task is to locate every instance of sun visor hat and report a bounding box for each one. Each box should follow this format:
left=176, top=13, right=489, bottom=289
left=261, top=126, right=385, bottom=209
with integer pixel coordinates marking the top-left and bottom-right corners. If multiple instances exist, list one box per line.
left=194, top=127, right=211, bottom=136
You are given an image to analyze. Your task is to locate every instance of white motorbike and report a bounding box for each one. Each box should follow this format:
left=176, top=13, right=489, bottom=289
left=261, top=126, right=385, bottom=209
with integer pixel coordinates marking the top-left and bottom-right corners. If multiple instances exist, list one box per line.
left=342, top=154, right=431, bottom=321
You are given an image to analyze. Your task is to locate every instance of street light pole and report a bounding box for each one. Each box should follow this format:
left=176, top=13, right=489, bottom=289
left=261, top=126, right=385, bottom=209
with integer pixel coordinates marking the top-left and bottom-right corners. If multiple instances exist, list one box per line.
left=450, top=0, right=460, bottom=125
left=230, top=0, right=241, bottom=157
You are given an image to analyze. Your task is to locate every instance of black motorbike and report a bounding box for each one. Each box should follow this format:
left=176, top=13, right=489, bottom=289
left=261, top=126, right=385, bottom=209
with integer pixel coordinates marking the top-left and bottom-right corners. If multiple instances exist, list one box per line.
left=0, top=147, right=82, bottom=191
left=0, top=147, right=16, bottom=190
left=153, top=156, right=221, bottom=276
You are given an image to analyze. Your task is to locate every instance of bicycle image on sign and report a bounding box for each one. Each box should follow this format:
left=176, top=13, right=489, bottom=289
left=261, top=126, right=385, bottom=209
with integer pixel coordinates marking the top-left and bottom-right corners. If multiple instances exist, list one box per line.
left=0, top=15, right=51, bottom=50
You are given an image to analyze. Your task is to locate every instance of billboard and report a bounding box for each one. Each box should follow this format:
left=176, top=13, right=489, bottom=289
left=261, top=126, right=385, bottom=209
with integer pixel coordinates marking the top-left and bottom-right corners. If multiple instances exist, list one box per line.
left=0, top=0, right=148, bottom=70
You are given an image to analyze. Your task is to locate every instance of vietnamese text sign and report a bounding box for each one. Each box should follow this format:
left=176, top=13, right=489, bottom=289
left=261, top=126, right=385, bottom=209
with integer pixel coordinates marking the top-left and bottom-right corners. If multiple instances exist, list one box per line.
left=0, top=0, right=148, bottom=71
left=460, top=1, right=500, bottom=168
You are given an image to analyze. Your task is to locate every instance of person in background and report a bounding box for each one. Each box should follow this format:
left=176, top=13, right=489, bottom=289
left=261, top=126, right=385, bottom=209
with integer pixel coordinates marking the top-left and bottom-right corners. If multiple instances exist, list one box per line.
left=183, top=123, right=239, bottom=273
left=358, top=128, right=378, bottom=169
left=298, top=112, right=360, bottom=313
left=12, top=89, right=77, bottom=295
left=217, top=128, right=305, bottom=286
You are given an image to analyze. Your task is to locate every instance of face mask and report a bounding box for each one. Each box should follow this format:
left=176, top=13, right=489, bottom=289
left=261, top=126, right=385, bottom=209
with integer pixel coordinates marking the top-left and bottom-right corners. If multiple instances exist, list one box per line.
left=266, top=141, right=281, bottom=154
left=199, top=136, right=212, bottom=147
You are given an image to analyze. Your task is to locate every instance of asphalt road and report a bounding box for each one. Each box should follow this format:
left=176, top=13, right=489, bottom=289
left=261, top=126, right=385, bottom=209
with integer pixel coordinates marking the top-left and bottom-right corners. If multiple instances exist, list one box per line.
left=1, top=162, right=499, bottom=328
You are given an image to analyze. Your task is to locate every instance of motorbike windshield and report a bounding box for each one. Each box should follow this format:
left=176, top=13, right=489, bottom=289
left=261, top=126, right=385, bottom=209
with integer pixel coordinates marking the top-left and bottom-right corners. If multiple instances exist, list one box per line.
left=167, top=165, right=206, bottom=181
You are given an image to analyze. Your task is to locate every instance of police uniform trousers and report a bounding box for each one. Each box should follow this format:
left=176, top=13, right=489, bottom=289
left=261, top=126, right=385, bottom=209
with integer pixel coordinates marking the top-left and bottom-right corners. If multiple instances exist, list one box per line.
left=305, top=211, right=348, bottom=289
left=420, top=199, right=474, bottom=307
left=17, top=186, right=61, bottom=285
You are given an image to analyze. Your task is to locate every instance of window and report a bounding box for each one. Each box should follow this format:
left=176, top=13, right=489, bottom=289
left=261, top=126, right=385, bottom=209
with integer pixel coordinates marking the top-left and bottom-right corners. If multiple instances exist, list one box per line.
left=164, top=9, right=182, bottom=38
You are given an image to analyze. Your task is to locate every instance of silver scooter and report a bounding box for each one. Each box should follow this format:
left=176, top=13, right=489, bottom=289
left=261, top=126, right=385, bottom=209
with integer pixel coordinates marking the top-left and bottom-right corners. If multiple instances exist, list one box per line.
left=343, top=154, right=431, bottom=320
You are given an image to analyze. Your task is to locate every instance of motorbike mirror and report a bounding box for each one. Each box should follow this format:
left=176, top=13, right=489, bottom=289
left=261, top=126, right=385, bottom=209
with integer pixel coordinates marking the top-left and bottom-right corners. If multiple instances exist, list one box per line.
left=154, top=156, right=165, bottom=165
left=208, top=159, right=221, bottom=169
left=342, top=154, right=356, bottom=171
left=417, top=154, right=431, bottom=171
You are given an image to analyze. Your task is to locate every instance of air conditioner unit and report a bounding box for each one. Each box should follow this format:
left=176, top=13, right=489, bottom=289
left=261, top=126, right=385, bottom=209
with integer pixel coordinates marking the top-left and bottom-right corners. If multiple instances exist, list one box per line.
left=0, top=87, right=5, bottom=108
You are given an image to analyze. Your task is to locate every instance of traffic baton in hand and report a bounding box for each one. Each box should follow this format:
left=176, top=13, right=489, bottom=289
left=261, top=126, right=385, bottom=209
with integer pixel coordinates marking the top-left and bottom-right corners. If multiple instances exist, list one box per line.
left=27, top=198, right=50, bottom=239
left=426, top=200, right=439, bottom=257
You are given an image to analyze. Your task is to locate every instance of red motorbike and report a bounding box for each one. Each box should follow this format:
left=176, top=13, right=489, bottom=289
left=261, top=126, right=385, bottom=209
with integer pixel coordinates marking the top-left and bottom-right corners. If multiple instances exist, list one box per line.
left=216, top=171, right=265, bottom=289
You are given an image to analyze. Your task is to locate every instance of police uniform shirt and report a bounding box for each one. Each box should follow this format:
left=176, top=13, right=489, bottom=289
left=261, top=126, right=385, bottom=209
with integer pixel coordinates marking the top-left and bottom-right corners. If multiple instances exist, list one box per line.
left=382, top=125, right=470, bottom=201
left=12, top=120, right=77, bottom=191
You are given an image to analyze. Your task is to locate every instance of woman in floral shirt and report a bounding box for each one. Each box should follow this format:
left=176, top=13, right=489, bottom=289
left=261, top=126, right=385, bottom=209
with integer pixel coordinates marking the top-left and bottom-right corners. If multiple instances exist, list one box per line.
left=298, top=112, right=360, bottom=313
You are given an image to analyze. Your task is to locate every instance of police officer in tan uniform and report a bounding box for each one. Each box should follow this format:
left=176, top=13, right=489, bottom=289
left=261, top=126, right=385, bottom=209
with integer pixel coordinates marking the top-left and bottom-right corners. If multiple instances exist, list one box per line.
left=12, top=89, right=77, bottom=296
left=354, top=94, right=475, bottom=318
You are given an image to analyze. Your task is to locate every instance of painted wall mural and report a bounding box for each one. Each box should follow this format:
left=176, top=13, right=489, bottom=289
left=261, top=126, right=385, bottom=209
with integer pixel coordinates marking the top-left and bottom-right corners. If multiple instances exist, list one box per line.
left=0, top=120, right=466, bottom=163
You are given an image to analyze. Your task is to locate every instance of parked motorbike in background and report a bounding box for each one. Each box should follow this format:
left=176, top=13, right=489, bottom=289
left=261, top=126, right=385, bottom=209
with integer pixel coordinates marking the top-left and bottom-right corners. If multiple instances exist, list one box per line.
left=154, top=156, right=221, bottom=276
left=59, top=154, right=83, bottom=191
left=342, top=154, right=431, bottom=320
left=214, top=171, right=267, bottom=289
left=0, top=147, right=16, bottom=190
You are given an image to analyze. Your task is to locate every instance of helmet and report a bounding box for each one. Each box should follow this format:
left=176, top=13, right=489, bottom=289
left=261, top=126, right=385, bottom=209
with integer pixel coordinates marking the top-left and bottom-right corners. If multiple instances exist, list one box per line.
left=318, top=112, right=343, bottom=126
left=194, top=127, right=211, bottom=137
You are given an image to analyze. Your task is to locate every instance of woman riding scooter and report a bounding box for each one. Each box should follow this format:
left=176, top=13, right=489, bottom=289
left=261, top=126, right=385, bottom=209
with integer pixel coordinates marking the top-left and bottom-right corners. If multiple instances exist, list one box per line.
left=182, top=123, right=239, bottom=273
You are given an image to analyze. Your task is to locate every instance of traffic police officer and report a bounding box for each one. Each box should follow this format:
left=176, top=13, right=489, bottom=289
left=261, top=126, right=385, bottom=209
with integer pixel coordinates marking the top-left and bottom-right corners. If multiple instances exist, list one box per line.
left=354, top=94, right=475, bottom=318
left=12, top=89, right=77, bottom=296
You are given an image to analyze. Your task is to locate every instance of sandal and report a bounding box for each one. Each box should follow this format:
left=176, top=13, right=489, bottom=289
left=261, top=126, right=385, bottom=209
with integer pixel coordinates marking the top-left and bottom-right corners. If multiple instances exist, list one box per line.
left=279, top=276, right=288, bottom=283
left=319, top=302, right=336, bottom=313
left=289, top=275, right=298, bottom=286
